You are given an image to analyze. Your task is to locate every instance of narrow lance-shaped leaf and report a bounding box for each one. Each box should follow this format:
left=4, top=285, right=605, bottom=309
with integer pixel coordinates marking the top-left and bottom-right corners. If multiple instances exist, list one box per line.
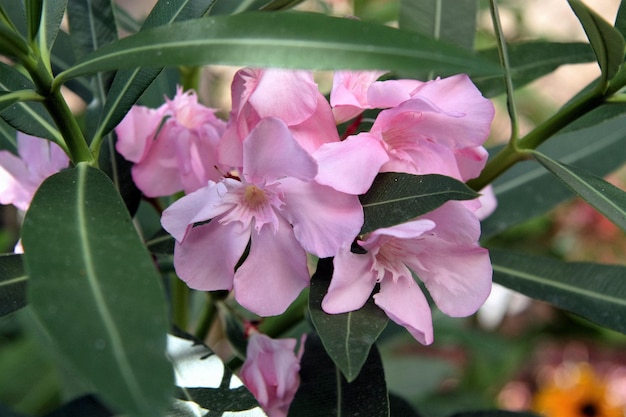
left=40, top=0, right=68, bottom=51
left=22, top=163, right=174, bottom=417
left=490, top=248, right=626, bottom=334
left=288, top=333, right=389, bottom=417
left=0, top=254, right=27, bottom=317
left=57, top=11, right=501, bottom=83
left=481, top=115, right=626, bottom=239
left=399, top=0, right=477, bottom=51
left=568, top=0, right=625, bottom=84
left=0, top=62, right=64, bottom=144
left=309, top=258, right=388, bottom=383
left=360, top=173, right=479, bottom=234
left=474, top=42, right=595, bottom=97
left=24, top=0, right=42, bottom=42
left=532, top=151, right=626, bottom=232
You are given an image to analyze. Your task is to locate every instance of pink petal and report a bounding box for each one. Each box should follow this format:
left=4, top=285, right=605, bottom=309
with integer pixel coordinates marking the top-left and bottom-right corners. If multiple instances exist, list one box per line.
left=362, top=219, right=436, bottom=247
left=161, top=181, right=232, bottom=242
left=473, top=185, right=498, bottom=221
left=374, top=275, right=433, bottom=345
left=454, top=145, right=489, bottom=181
left=173, top=220, right=250, bottom=291
left=409, top=238, right=492, bottom=318
left=322, top=246, right=377, bottom=314
left=234, top=217, right=310, bottom=316
left=289, top=93, right=340, bottom=153
left=280, top=178, right=363, bottom=258
left=367, top=79, right=422, bottom=108
left=248, top=69, right=318, bottom=125
left=330, top=70, right=386, bottom=123
left=243, top=118, right=317, bottom=185
left=115, top=105, right=166, bottom=163
left=314, top=132, right=388, bottom=194
left=420, top=201, right=481, bottom=244
left=0, top=151, right=31, bottom=210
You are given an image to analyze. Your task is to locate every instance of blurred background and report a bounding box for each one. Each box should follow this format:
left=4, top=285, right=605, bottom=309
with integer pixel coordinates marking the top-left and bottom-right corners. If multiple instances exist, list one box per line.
left=1, top=1, right=625, bottom=416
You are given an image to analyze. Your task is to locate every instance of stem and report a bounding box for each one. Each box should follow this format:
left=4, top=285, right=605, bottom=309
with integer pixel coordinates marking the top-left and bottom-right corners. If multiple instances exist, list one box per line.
left=194, top=292, right=220, bottom=341
left=489, top=0, right=519, bottom=142
left=172, top=275, right=190, bottom=331
left=469, top=85, right=605, bottom=191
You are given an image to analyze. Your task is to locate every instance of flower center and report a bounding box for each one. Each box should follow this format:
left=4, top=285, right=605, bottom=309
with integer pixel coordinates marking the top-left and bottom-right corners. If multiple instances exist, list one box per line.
left=244, top=185, right=267, bottom=209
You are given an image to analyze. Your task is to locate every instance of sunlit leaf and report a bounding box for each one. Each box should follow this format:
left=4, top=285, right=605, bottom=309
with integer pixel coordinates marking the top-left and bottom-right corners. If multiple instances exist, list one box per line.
left=288, top=333, right=389, bottom=417
left=361, top=173, right=479, bottom=234
left=532, top=151, right=626, bottom=231
left=309, top=258, right=388, bottom=382
left=0, top=254, right=26, bottom=317
left=491, top=248, right=626, bottom=334
left=481, top=115, right=626, bottom=239
left=57, top=11, right=501, bottom=83
left=568, top=0, right=625, bottom=83
left=22, top=163, right=173, bottom=417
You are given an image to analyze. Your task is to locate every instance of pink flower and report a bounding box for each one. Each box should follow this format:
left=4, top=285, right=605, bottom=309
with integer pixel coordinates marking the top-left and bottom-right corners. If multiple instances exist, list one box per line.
left=240, top=333, right=304, bottom=417
left=115, top=87, right=226, bottom=197
left=0, top=132, right=69, bottom=211
left=330, top=72, right=494, bottom=182
left=322, top=201, right=492, bottom=345
left=219, top=68, right=340, bottom=167
left=161, top=117, right=363, bottom=316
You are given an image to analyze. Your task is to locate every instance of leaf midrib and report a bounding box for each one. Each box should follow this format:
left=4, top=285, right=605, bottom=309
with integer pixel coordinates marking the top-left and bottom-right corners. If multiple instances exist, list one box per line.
left=76, top=164, right=148, bottom=413
left=362, top=189, right=474, bottom=208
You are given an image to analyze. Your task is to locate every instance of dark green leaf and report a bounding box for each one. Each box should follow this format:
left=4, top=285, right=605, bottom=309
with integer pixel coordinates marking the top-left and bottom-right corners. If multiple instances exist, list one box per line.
left=532, top=152, right=626, bottom=231
left=399, top=0, right=477, bottom=51
left=0, top=116, right=17, bottom=153
left=57, top=11, right=501, bottom=82
left=210, top=0, right=303, bottom=15
left=558, top=101, right=626, bottom=133
left=568, top=0, right=625, bottom=83
left=97, top=0, right=215, bottom=141
left=481, top=115, right=626, bottom=239
left=50, top=30, right=94, bottom=103
left=0, top=63, right=62, bottom=143
left=40, top=0, right=67, bottom=50
left=309, top=258, right=388, bottom=382
left=615, top=0, right=626, bottom=39
left=0, top=24, right=29, bottom=57
left=474, top=42, right=595, bottom=97
left=361, top=173, right=479, bottom=234
left=98, top=134, right=141, bottom=216
left=491, top=248, right=626, bottom=334
left=167, top=330, right=266, bottom=416
left=43, top=395, right=113, bottom=417
left=24, top=0, right=42, bottom=42
left=22, top=163, right=173, bottom=417
left=288, top=333, right=389, bottom=417
left=0, top=254, right=26, bottom=317
left=389, top=393, right=421, bottom=417
left=0, top=0, right=26, bottom=36
left=67, top=0, right=117, bottom=59
left=146, top=228, right=175, bottom=255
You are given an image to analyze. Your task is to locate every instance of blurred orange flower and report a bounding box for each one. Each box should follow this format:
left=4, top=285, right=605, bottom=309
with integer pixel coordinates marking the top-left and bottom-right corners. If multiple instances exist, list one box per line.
left=532, top=363, right=624, bottom=417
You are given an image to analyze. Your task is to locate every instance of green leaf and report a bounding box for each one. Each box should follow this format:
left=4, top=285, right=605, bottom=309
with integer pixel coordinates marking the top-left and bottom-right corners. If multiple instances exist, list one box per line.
left=0, top=23, right=29, bottom=57
left=96, top=0, right=215, bottom=141
left=491, top=248, right=626, bottom=334
left=50, top=30, right=93, bottom=103
left=0, top=254, right=26, bottom=317
left=57, top=11, right=501, bottom=83
left=481, top=115, right=626, bottom=239
left=474, top=42, right=595, bottom=97
left=24, top=0, right=42, bottom=42
left=532, top=151, right=626, bottom=231
left=288, top=332, right=389, bottom=417
left=615, top=0, right=626, bottom=39
left=308, top=258, right=388, bottom=382
left=558, top=101, right=626, bottom=133
left=399, top=0, right=477, bottom=51
left=22, top=163, right=173, bottom=417
left=167, top=330, right=267, bottom=416
left=40, top=0, right=67, bottom=50
left=568, top=0, right=625, bottom=84
left=0, top=62, right=62, bottom=143
left=360, top=173, right=479, bottom=234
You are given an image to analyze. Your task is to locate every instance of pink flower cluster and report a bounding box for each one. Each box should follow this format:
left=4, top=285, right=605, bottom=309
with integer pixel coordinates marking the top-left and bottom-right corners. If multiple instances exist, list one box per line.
left=115, top=68, right=495, bottom=344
